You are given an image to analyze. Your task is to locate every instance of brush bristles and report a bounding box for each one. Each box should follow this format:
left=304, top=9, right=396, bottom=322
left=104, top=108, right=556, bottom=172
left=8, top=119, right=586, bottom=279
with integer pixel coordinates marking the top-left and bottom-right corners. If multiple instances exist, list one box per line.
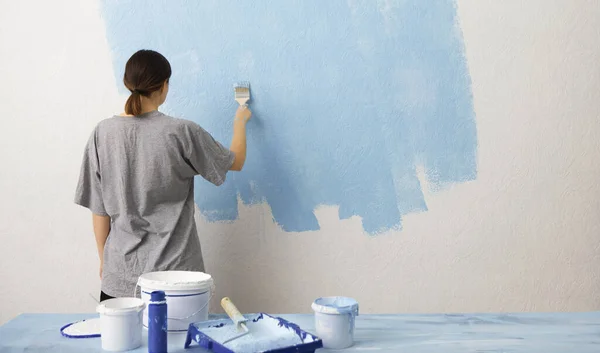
left=234, top=81, right=250, bottom=89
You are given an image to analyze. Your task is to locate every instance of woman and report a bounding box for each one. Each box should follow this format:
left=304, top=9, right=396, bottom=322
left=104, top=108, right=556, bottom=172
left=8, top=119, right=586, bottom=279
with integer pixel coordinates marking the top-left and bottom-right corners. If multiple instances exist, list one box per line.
left=75, top=49, right=251, bottom=301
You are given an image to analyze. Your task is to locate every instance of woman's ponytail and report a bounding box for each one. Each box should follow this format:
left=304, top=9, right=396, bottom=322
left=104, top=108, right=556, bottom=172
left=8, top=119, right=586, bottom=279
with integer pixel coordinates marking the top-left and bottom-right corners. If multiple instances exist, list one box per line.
left=124, top=90, right=143, bottom=115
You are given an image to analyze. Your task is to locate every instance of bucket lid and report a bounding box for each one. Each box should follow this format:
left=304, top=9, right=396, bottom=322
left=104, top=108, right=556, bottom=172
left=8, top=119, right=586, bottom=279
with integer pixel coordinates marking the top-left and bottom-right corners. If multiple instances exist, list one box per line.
left=138, top=271, right=213, bottom=292
left=312, top=297, right=359, bottom=315
left=96, top=297, right=145, bottom=315
left=60, top=318, right=101, bottom=338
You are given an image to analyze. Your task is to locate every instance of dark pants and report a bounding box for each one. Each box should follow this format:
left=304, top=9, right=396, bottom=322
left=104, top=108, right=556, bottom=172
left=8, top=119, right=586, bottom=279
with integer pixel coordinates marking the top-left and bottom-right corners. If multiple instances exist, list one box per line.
left=100, top=291, right=115, bottom=302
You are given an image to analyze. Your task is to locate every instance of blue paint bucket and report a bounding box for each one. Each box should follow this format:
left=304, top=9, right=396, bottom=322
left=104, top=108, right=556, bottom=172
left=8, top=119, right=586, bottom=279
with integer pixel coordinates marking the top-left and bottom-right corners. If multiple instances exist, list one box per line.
left=311, top=297, right=359, bottom=349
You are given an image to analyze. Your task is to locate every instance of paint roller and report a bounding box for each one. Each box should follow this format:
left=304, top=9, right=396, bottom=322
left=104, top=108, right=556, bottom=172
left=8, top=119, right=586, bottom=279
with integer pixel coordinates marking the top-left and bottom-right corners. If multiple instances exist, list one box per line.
left=220, top=297, right=251, bottom=344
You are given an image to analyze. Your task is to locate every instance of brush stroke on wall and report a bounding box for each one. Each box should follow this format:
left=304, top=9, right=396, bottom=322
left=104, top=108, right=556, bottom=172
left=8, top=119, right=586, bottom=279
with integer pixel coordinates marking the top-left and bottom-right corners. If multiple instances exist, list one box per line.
left=100, top=0, right=477, bottom=234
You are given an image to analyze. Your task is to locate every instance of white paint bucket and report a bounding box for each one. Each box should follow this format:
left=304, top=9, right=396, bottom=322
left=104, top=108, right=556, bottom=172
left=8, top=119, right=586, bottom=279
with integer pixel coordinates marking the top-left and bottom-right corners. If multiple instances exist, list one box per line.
left=311, top=296, right=359, bottom=349
left=96, top=297, right=145, bottom=352
left=138, top=271, right=214, bottom=332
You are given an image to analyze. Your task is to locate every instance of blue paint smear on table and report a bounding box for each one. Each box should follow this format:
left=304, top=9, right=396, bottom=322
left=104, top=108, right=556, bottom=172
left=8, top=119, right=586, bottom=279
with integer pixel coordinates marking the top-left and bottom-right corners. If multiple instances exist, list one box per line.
left=3, top=313, right=600, bottom=352
left=100, top=0, right=477, bottom=234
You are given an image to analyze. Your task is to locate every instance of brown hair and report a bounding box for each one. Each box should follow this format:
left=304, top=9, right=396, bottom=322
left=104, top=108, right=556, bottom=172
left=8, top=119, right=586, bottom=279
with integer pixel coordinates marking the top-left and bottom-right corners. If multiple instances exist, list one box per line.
left=123, top=50, right=172, bottom=115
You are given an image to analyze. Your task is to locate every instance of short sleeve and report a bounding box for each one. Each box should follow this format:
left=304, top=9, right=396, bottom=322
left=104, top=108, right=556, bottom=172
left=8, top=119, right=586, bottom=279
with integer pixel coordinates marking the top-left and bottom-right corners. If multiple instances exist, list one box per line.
left=74, top=129, right=107, bottom=216
left=183, top=122, right=235, bottom=186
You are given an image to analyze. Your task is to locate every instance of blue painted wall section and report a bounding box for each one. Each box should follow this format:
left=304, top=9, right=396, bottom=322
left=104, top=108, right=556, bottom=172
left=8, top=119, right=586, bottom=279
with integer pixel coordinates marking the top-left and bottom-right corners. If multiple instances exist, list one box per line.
left=100, top=0, right=477, bottom=234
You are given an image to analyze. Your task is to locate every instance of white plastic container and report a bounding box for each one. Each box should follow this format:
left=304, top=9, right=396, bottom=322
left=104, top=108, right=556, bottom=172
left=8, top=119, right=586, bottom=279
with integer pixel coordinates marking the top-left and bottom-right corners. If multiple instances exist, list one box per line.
left=138, top=271, right=214, bottom=332
left=311, top=296, right=359, bottom=349
left=96, top=297, right=145, bottom=352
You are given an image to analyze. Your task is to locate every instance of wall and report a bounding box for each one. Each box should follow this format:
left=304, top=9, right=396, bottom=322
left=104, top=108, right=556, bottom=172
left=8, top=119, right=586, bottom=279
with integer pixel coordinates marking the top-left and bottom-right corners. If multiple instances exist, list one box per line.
left=101, top=0, right=478, bottom=235
left=1, top=0, right=599, bottom=325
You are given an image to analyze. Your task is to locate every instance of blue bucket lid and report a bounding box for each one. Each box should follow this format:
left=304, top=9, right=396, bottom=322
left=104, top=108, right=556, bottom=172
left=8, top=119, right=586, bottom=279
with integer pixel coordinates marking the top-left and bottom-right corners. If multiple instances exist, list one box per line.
left=312, top=297, right=359, bottom=316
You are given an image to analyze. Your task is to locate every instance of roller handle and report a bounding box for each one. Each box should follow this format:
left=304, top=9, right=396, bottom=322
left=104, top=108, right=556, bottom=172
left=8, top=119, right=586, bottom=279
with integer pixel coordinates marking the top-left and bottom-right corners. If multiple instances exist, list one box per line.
left=221, top=297, right=248, bottom=327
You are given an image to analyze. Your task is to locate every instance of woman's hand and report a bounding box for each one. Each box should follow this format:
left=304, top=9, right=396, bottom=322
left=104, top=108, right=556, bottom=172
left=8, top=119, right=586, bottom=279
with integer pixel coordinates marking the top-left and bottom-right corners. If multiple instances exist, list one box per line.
left=99, top=260, right=103, bottom=279
left=235, top=105, right=252, bottom=123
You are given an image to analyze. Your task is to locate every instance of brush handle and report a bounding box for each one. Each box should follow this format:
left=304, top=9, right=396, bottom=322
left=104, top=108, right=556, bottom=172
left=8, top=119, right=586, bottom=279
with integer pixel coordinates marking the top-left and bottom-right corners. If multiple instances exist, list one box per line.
left=221, top=297, right=247, bottom=326
left=235, top=98, right=249, bottom=107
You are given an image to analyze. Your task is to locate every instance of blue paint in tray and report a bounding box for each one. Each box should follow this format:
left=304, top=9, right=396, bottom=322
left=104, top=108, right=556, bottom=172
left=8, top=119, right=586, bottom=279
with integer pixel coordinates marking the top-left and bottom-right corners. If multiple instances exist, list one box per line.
left=184, top=313, right=322, bottom=353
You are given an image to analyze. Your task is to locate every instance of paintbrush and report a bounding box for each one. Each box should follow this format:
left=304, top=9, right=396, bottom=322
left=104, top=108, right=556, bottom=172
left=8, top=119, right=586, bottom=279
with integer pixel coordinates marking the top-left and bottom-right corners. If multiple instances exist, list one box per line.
left=234, top=81, right=250, bottom=107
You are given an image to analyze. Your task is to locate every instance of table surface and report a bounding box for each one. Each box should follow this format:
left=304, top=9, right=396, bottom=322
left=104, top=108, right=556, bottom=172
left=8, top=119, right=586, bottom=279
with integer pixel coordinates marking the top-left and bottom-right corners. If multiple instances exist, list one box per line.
left=1, top=312, right=600, bottom=352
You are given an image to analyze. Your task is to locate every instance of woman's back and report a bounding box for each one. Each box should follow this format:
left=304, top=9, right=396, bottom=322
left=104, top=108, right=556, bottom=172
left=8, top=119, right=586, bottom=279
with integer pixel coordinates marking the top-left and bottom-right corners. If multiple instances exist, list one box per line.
left=75, top=49, right=250, bottom=299
left=76, top=110, right=234, bottom=297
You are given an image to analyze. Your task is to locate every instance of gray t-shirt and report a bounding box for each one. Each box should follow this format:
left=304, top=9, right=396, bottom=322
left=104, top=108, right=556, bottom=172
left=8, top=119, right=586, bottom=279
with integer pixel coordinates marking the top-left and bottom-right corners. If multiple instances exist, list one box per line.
left=75, top=110, right=234, bottom=297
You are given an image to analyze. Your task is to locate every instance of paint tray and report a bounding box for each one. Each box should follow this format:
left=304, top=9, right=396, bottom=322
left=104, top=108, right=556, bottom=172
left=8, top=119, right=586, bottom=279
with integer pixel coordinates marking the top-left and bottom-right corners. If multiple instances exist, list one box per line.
left=184, top=313, right=322, bottom=353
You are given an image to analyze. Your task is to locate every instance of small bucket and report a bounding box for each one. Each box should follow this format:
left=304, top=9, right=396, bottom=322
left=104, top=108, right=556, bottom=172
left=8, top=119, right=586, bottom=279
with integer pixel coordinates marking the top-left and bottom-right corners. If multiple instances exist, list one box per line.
left=137, top=271, right=214, bottom=332
left=311, top=296, right=359, bottom=349
left=96, top=297, right=145, bottom=352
